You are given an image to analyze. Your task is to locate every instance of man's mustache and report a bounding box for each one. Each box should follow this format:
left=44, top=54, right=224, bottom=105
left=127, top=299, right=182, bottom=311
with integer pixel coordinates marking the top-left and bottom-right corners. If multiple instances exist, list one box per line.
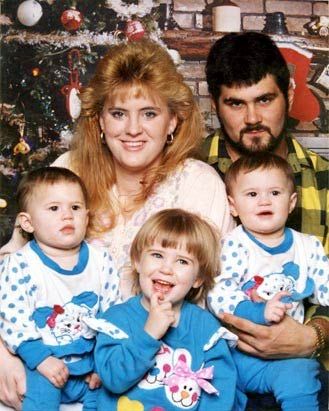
left=240, top=124, right=272, bottom=138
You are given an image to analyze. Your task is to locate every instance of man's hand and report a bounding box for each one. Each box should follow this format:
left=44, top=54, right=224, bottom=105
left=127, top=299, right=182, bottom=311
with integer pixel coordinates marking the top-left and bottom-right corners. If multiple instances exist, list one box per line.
left=220, top=312, right=317, bottom=358
left=264, top=291, right=292, bottom=323
left=144, top=293, right=176, bottom=340
left=37, top=356, right=69, bottom=388
left=85, top=372, right=101, bottom=390
left=0, top=350, right=26, bottom=410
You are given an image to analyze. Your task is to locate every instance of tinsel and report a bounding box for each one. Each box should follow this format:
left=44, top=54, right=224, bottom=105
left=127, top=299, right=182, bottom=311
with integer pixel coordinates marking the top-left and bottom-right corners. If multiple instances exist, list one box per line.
left=105, top=0, right=155, bottom=18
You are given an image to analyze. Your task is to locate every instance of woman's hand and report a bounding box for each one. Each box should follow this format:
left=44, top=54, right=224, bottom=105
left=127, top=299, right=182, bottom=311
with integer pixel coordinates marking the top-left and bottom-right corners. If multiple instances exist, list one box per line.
left=220, top=312, right=317, bottom=358
left=0, top=345, right=26, bottom=410
left=0, top=224, right=28, bottom=260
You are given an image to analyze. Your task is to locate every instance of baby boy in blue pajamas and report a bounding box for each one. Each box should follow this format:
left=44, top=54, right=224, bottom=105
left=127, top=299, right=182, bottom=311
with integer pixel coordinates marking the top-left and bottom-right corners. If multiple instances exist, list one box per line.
left=0, top=167, right=120, bottom=411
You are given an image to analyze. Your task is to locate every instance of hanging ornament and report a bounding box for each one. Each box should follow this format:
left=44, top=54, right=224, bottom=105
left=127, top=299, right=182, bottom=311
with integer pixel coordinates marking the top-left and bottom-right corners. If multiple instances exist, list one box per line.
left=61, top=7, right=84, bottom=32
left=31, top=67, right=41, bottom=77
left=0, top=199, right=7, bottom=209
left=105, top=0, right=154, bottom=18
left=17, top=0, right=43, bottom=27
left=61, top=49, right=82, bottom=121
left=13, top=124, right=31, bottom=156
left=125, top=19, right=145, bottom=41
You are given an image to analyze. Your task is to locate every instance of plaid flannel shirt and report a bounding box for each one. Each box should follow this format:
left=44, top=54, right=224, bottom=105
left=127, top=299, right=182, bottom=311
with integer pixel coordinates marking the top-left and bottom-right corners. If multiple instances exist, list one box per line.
left=202, top=130, right=329, bottom=368
left=202, top=129, right=328, bottom=255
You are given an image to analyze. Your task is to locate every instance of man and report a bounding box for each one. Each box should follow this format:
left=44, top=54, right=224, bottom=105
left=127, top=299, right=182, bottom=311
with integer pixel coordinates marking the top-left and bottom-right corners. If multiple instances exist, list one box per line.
left=203, top=31, right=328, bottom=409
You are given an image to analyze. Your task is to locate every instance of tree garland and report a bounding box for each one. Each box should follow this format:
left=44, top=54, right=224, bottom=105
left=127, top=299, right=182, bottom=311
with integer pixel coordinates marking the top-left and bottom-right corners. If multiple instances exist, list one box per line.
left=105, top=0, right=155, bottom=18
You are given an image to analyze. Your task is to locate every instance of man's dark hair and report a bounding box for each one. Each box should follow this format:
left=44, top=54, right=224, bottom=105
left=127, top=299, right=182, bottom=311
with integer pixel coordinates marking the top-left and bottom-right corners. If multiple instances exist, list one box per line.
left=206, top=32, right=290, bottom=105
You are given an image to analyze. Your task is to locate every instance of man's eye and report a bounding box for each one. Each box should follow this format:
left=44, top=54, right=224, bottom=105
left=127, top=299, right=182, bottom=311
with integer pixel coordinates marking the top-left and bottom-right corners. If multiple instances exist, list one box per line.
left=49, top=206, right=58, bottom=211
left=227, top=101, right=243, bottom=108
left=258, top=96, right=274, bottom=105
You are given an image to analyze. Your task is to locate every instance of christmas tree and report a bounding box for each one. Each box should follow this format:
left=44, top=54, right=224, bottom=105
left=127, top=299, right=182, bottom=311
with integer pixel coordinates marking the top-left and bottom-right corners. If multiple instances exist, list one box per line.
left=0, top=0, right=164, bottom=244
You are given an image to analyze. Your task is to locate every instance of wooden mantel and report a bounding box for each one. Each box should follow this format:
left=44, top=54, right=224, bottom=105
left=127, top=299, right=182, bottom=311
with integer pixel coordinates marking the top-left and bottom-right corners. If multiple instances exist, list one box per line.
left=2, top=29, right=328, bottom=62
left=162, top=30, right=329, bottom=61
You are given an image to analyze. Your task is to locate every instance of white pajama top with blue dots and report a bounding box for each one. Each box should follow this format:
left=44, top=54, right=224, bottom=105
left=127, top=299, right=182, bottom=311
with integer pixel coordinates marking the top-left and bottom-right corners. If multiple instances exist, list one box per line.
left=207, top=225, right=329, bottom=324
left=0, top=240, right=120, bottom=373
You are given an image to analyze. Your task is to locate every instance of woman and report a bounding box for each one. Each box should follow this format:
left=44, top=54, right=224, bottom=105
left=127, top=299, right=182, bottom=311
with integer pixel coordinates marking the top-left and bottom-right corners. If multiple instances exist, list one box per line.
left=0, top=39, right=234, bottom=410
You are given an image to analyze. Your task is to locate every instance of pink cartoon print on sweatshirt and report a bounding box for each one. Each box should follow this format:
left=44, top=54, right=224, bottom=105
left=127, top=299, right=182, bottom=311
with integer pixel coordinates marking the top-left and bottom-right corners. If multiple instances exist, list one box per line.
left=138, top=343, right=173, bottom=389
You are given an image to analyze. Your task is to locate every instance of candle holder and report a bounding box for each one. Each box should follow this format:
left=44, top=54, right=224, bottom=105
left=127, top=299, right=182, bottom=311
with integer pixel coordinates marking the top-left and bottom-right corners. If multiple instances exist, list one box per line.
left=262, top=12, right=289, bottom=35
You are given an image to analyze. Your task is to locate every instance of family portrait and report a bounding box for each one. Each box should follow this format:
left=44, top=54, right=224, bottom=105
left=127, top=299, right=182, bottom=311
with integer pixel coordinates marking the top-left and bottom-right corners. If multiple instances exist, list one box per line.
left=0, top=1, right=328, bottom=410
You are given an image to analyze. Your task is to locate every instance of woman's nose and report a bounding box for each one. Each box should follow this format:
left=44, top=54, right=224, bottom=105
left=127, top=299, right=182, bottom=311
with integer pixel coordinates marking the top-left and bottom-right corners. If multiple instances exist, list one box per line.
left=126, top=114, right=142, bottom=135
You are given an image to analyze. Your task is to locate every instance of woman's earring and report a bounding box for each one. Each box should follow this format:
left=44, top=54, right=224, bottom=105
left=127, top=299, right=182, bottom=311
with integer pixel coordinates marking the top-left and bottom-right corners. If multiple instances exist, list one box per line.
left=166, top=133, right=174, bottom=145
left=100, top=131, right=105, bottom=141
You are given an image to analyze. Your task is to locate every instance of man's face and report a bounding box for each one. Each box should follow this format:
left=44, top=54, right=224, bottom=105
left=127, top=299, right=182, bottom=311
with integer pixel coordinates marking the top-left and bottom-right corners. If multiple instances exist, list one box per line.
left=216, top=75, right=292, bottom=155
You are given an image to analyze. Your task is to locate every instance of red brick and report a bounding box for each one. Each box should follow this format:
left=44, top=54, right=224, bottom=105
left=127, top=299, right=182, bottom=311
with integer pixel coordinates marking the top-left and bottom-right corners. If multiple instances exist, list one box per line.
left=286, top=16, right=311, bottom=33
left=266, top=1, right=312, bottom=16
left=199, top=97, right=212, bottom=113
left=172, top=12, right=194, bottom=29
left=198, top=81, right=209, bottom=96
left=313, top=2, right=329, bottom=16
left=243, top=15, right=266, bottom=31
left=179, top=61, right=206, bottom=79
left=174, top=0, right=204, bottom=12
left=185, top=81, right=197, bottom=95
left=195, top=12, right=203, bottom=29
left=235, top=0, right=264, bottom=13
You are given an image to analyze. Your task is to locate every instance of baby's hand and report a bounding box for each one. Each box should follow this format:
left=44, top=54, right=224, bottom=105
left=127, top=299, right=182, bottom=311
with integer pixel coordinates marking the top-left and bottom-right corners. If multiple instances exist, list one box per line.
left=85, top=372, right=101, bottom=390
left=144, top=292, right=176, bottom=340
left=36, top=356, right=69, bottom=388
left=264, top=291, right=292, bottom=323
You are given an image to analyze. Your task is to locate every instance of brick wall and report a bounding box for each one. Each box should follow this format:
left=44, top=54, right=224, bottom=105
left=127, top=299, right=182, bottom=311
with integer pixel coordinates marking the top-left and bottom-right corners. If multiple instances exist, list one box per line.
left=172, top=0, right=327, bottom=33
left=164, top=0, right=329, bottom=157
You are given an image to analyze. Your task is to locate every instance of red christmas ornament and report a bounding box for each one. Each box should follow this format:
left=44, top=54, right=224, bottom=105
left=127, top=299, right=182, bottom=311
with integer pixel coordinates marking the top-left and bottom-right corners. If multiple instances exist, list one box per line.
left=60, top=7, right=83, bottom=31
left=125, top=19, right=145, bottom=41
left=61, top=49, right=82, bottom=120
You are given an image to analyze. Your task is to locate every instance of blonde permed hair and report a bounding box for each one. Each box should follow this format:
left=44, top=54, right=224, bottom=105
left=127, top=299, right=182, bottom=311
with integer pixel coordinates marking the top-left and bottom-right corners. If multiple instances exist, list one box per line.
left=130, top=209, right=220, bottom=304
left=69, top=40, right=204, bottom=236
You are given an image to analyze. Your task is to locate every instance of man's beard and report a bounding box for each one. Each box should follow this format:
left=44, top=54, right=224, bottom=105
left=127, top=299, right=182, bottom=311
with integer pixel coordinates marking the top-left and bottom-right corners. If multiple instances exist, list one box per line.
left=221, top=117, right=288, bottom=156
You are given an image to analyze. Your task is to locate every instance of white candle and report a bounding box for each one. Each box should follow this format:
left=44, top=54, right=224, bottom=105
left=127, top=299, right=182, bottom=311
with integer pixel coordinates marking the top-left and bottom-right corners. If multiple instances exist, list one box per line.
left=213, top=5, right=241, bottom=32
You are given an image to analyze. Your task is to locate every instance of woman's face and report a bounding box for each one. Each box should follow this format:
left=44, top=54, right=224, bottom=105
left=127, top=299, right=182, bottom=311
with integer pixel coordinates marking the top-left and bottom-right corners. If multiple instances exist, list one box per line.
left=99, top=87, right=177, bottom=178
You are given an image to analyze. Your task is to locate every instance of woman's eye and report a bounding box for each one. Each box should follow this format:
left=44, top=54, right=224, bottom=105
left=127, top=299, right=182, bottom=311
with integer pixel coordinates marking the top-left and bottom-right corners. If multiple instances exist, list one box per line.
left=144, top=110, right=157, bottom=119
left=178, top=259, right=188, bottom=265
left=49, top=206, right=58, bottom=211
left=72, top=205, right=81, bottom=210
left=110, top=110, right=124, bottom=119
left=247, top=192, right=257, bottom=197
